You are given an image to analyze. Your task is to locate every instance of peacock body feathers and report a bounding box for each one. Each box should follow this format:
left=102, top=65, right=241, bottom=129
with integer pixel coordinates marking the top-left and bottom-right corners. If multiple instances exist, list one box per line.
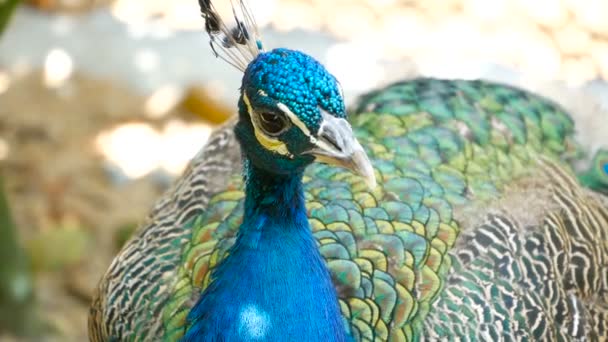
left=90, top=77, right=608, bottom=341
left=88, top=1, right=608, bottom=340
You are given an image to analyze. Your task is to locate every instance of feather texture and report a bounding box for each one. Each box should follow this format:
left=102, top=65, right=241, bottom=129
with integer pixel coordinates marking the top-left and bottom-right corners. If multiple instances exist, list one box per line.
left=89, top=79, right=608, bottom=341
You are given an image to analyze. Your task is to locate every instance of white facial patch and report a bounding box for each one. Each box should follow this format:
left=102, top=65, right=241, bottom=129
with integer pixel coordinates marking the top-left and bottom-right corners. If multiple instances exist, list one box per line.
left=238, top=304, right=271, bottom=340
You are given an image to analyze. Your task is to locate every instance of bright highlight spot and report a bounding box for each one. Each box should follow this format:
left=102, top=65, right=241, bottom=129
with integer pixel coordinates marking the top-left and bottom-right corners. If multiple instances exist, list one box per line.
left=96, top=123, right=160, bottom=179
left=161, top=120, right=211, bottom=174
left=238, top=304, right=271, bottom=340
left=44, top=48, right=74, bottom=88
left=135, top=49, right=160, bottom=72
left=464, top=0, right=511, bottom=22
left=95, top=121, right=211, bottom=179
left=326, top=42, right=384, bottom=94
left=0, top=139, right=9, bottom=160
left=144, top=84, right=184, bottom=118
left=0, top=72, right=11, bottom=95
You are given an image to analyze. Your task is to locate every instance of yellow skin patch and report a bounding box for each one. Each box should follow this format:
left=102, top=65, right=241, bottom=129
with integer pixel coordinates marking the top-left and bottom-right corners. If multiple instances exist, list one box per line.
left=243, top=92, right=293, bottom=158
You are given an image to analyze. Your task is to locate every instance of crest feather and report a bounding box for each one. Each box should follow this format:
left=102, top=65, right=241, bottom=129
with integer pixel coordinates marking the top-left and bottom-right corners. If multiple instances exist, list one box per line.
left=198, top=0, right=264, bottom=71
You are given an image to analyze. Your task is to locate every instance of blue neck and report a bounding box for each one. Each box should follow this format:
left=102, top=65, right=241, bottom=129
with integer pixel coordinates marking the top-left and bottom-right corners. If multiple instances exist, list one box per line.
left=184, top=159, right=348, bottom=341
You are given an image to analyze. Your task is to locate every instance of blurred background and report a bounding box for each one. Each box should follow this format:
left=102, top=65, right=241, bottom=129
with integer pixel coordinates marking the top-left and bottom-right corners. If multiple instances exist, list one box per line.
left=0, top=0, right=607, bottom=340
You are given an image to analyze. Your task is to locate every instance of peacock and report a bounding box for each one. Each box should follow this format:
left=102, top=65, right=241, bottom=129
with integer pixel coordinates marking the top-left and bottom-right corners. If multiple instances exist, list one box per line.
left=89, top=0, right=608, bottom=340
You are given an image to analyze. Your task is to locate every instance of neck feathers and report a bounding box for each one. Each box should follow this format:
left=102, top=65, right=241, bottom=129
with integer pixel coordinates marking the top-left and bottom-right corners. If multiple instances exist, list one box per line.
left=184, top=158, right=348, bottom=341
left=244, top=159, right=306, bottom=222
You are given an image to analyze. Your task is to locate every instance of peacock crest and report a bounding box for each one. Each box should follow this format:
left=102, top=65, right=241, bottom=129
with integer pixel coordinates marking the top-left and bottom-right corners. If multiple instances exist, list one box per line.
left=198, top=0, right=263, bottom=71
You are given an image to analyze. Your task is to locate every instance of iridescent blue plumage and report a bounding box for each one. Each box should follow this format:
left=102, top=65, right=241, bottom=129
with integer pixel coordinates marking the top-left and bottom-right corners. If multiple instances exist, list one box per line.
left=183, top=169, right=347, bottom=341
left=243, top=48, right=346, bottom=128
left=184, top=48, right=358, bottom=341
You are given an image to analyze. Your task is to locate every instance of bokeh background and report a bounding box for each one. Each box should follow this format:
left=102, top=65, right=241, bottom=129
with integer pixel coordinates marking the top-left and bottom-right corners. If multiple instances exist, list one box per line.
left=0, top=0, right=607, bottom=340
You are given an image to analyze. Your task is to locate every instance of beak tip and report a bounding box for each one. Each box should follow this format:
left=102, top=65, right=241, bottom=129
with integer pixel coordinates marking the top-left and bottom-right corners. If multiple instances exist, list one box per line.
left=353, top=150, right=376, bottom=190
left=346, top=140, right=376, bottom=190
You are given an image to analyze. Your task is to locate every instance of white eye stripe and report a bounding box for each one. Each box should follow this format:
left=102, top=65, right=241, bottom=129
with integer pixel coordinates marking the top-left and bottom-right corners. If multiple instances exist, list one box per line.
left=337, top=81, right=344, bottom=100
left=276, top=103, right=312, bottom=137
left=277, top=104, right=341, bottom=151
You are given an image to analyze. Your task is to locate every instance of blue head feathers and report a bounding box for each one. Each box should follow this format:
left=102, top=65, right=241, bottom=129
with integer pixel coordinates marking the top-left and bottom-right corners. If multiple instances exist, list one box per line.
left=242, top=48, right=346, bottom=129
left=235, top=48, right=350, bottom=175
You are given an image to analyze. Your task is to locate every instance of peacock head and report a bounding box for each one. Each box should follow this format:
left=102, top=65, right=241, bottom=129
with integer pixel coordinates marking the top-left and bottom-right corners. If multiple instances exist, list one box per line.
left=232, top=48, right=374, bottom=186
left=198, top=0, right=374, bottom=187
left=580, top=149, right=608, bottom=194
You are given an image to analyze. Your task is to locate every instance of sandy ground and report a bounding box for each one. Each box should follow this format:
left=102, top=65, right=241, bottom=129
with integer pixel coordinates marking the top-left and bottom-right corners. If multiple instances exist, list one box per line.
left=0, top=71, right=192, bottom=340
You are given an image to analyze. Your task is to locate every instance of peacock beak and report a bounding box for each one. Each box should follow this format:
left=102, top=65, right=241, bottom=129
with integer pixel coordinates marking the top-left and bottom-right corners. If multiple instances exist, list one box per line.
left=307, top=111, right=376, bottom=189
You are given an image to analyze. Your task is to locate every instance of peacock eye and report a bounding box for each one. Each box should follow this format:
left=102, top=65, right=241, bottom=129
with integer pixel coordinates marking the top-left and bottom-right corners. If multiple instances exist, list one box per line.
left=258, top=111, right=289, bottom=136
left=602, top=162, right=608, bottom=174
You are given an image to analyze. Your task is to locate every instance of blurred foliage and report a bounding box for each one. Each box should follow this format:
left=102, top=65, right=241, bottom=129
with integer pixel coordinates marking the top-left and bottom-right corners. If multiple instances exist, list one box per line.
left=26, top=225, right=90, bottom=271
left=0, top=3, right=35, bottom=336
left=0, top=0, right=20, bottom=37
left=0, top=174, right=35, bottom=335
